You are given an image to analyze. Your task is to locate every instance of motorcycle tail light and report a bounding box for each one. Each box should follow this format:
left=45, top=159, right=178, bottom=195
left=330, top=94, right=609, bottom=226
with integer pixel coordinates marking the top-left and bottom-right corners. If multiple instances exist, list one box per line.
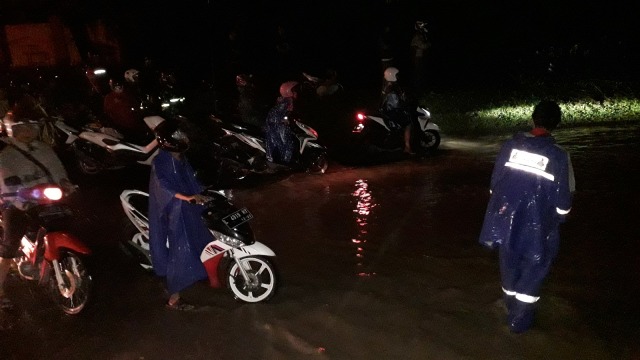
left=356, top=113, right=366, bottom=121
left=43, top=187, right=63, bottom=201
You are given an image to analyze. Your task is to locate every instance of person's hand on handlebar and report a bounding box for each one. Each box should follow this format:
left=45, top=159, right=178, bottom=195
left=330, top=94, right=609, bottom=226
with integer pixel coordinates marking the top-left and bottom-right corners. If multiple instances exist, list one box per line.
left=175, top=193, right=211, bottom=205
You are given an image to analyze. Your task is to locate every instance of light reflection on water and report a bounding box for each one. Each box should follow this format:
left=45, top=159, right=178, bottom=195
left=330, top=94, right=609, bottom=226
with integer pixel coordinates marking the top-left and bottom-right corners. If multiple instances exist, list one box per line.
left=351, top=179, right=377, bottom=277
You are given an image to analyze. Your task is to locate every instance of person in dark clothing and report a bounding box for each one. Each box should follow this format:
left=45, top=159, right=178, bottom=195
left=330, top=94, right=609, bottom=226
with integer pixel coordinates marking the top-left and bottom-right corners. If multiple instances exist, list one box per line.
left=479, top=100, right=575, bottom=333
left=147, top=119, right=213, bottom=311
left=103, top=78, right=148, bottom=143
left=235, top=74, right=264, bottom=127
left=409, top=21, right=431, bottom=92
left=265, top=81, right=298, bottom=164
left=380, top=67, right=413, bottom=154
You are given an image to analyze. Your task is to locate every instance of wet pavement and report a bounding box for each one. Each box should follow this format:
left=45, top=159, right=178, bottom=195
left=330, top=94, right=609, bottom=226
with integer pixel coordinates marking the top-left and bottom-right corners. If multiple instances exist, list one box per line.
left=1, top=121, right=639, bottom=359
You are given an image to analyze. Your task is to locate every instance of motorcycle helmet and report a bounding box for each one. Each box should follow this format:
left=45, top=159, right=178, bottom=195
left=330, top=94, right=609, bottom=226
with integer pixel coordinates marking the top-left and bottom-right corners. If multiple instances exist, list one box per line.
left=154, top=120, right=189, bottom=152
left=383, top=67, right=399, bottom=82
left=124, top=69, right=140, bottom=83
left=279, top=81, right=299, bottom=98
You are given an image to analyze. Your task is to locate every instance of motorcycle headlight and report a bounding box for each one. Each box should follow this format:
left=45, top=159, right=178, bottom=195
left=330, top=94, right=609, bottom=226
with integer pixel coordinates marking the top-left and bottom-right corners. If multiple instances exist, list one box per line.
left=211, top=230, right=244, bottom=247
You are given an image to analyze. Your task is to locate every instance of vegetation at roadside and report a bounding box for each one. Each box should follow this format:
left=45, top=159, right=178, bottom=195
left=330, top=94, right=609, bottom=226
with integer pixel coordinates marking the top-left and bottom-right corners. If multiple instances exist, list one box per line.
left=420, top=78, right=640, bottom=136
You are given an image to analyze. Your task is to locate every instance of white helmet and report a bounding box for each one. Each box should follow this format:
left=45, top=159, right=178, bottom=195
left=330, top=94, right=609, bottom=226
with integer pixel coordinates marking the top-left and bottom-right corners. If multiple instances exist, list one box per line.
left=124, top=69, right=140, bottom=83
left=383, top=67, right=399, bottom=82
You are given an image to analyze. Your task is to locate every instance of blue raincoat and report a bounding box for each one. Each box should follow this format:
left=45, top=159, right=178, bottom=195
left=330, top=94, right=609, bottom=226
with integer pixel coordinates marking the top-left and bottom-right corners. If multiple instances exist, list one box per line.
left=479, top=129, right=574, bottom=313
left=265, top=96, right=296, bottom=163
left=148, top=150, right=213, bottom=294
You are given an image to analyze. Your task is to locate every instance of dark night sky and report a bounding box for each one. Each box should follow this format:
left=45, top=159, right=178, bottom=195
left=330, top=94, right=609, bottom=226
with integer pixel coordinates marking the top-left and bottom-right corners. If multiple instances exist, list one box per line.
left=2, top=0, right=638, bottom=88
left=124, top=0, right=639, bottom=84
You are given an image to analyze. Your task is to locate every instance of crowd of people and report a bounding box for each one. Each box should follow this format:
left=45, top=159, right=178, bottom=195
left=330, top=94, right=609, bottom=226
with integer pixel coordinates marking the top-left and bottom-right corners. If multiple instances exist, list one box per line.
left=0, top=18, right=576, bottom=335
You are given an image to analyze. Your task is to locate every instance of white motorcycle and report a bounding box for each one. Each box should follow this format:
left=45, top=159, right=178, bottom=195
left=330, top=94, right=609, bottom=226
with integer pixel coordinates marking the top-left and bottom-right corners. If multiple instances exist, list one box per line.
left=352, top=106, right=441, bottom=153
left=119, top=189, right=278, bottom=303
left=54, top=116, right=163, bottom=174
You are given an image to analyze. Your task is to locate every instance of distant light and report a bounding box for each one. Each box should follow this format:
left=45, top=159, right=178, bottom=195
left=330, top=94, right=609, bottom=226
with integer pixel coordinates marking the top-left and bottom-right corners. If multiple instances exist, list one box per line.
left=93, top=68, right=107, bottom=75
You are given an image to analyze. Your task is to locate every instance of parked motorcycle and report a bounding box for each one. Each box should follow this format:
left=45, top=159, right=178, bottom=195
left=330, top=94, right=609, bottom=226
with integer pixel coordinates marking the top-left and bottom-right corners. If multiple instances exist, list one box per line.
left=120, top=188, right=278, bottom=303
left=1, top=183, right=92, bottom=315
left=211, top=113, right=329, bottom=174
left=53, top=116, right=161, bottom=174
left=0, top=93, right=66, bottom=150
left=352, top=106, right=441, bottom=153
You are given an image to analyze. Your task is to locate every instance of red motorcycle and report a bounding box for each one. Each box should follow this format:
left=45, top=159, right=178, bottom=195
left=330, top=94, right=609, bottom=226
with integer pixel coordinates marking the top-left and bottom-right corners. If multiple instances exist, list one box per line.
left=1, top=183, right=92, bottom=315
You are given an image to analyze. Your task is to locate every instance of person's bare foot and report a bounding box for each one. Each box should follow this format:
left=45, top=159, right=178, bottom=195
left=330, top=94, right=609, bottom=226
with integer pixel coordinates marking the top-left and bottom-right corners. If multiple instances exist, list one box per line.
left=166, top=294, right=195, bottom=311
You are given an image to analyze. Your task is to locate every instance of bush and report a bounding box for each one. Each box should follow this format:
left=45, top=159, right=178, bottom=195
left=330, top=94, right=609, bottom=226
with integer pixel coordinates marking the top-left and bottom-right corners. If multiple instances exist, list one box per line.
left=421, top=78, right=640, bottom=136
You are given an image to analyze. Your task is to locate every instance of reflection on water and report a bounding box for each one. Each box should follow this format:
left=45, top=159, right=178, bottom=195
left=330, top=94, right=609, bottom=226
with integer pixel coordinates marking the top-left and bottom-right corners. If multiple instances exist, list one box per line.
left=351, top=179, right=377, bottom=277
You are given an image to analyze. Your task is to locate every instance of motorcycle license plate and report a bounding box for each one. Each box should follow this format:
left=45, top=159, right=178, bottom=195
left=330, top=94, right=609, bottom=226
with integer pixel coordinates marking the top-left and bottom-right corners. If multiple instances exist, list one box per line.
left=222, top=208, right=253, bottom=228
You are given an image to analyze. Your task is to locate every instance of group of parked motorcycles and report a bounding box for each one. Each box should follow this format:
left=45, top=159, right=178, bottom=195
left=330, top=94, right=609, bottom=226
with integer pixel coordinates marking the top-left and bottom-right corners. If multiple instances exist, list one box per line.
left=1, top=64, right=442, bottom=313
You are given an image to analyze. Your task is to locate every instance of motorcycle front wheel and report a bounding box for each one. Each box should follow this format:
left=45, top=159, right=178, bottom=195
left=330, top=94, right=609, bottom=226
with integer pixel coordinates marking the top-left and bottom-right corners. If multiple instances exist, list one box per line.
left=49, top=251, right=93, bottom=315
left=417, top=129, right=441, bottom=152
left=228, top=256, right=277, bottom=303
left=305, top=151, right=329, bottom=174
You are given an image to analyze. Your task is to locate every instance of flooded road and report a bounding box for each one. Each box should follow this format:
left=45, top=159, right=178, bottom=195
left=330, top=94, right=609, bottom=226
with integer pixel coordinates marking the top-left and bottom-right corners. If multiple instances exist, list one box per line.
left=1, top=122, right=639, bottom=359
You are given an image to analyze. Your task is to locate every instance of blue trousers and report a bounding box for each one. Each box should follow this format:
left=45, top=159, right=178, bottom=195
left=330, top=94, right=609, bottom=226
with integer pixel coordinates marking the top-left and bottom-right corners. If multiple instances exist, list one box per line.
left=499, top=243, right=556, bottom=333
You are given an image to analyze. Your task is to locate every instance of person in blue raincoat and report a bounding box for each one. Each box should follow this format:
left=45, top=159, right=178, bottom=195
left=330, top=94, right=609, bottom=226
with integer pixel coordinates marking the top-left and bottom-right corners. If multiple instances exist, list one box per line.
left=265, top=81, right=298, bottom=164
left=479, top=100, right=575, bottom=333
left=148, top=119, right=213, bottom=310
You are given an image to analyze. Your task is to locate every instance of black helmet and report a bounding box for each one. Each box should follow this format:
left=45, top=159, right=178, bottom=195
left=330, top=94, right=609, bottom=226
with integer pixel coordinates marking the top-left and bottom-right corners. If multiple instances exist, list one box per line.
left=154, top=120, right=189, bottom=152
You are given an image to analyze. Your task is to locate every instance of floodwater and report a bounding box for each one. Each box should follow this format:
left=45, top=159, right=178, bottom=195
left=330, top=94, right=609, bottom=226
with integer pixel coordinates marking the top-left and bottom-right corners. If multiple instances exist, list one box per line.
left=1, top=122, right=639, bottom=359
